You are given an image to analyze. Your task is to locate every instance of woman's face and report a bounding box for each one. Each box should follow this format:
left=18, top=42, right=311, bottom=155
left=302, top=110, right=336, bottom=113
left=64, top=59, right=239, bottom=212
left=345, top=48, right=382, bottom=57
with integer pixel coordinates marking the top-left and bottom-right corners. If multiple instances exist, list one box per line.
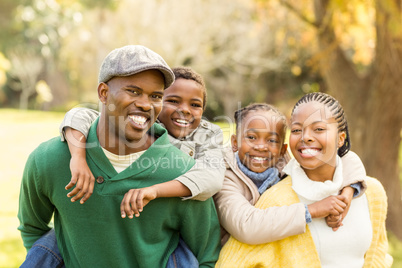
left=289, top=101, right=345, bottom=180
left=232, top=110, right=287, bottom=173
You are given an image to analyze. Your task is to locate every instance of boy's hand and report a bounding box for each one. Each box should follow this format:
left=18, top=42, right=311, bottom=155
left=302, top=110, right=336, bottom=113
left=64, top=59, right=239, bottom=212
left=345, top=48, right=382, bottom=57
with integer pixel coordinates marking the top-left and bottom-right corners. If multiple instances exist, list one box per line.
left=65, top=156, right=95, bottom=204
left=325, top=186, right=354, bottom=231
left=120, top=186, right=158, bottom=219
left=308, top=195, right=347, bottom=219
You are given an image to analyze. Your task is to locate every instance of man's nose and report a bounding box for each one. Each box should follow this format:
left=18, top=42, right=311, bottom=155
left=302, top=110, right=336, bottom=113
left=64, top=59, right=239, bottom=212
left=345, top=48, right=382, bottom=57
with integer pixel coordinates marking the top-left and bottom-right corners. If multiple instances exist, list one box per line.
left=135, top=95, right=152, bottom=111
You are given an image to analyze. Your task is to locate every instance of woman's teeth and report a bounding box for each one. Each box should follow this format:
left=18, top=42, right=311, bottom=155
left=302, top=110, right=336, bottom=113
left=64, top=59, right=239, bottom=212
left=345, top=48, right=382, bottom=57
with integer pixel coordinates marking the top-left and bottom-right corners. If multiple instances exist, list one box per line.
left=301, top=148, right=320, bottom=156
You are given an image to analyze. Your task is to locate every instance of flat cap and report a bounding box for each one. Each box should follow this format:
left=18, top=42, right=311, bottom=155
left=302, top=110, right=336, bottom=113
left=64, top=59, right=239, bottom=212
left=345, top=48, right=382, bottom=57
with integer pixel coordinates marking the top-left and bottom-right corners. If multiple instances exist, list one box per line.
left=98, top=45, right=175, bottom=89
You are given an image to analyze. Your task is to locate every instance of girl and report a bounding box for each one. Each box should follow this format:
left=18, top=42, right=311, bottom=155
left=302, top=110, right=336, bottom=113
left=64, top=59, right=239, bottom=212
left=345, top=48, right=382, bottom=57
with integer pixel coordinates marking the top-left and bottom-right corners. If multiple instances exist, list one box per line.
left=215, top=93, right=392, bottom=267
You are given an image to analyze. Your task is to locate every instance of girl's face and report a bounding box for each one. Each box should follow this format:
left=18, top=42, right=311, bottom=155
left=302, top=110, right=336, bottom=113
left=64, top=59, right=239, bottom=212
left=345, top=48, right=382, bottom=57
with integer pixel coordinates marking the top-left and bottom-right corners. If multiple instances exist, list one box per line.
left=289, top=101, right=345, bottom=179
left=232, top=110, right=287, bottom=173
left=158, top=78, right=204, bottom=138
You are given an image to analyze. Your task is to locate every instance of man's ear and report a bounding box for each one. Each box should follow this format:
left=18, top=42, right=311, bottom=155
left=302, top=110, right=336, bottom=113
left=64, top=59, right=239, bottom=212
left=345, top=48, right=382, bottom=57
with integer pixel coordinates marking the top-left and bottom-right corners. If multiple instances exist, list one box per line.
left=338, top=131, right=346, bottom=148
left=231, top=134, right=238, bottom=152
left=280, top=143, right=288, bottom=156
left=98, top=82, right=109, bottom=104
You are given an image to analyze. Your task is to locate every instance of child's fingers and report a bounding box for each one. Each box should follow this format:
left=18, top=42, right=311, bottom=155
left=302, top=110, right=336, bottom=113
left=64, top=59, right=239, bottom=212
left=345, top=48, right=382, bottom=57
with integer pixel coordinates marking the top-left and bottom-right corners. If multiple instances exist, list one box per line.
left=65, top=177, right=78, bottom=190
left=68, top=178, right=84, bottom=201
left=130, top=190, right=141, bottom=218
left=75, top=173, right=93, bottom=203
left=331, top=203, right=345, bottom=215
left=120, top=192, right=132, bottom=218
left=336, top=197, right=347, bottom=209
left=120, top=193, right=128, bottom=218
left=80, top=175, right=95, bottom=204
left=333, top=198, right=347, bottom=213
left=136, top=191, right=144, bottom=213
left=122, top=191, right=135, bottom=219
left=72, top=179, right=88, bottom=202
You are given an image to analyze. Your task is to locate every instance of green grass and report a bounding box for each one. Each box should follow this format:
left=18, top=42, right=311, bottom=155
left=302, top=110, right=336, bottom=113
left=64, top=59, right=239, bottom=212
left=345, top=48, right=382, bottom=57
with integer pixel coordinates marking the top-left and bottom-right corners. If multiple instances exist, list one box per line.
left=1, top=109, right=401, bottom=267
left=0, top=109, right=65, bottom=267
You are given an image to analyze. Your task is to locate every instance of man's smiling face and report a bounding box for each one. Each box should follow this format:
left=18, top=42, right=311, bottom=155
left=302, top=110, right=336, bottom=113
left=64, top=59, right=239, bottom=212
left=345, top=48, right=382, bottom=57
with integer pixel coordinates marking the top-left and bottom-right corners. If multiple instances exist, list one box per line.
left=102, top=70, right=165, bottom=144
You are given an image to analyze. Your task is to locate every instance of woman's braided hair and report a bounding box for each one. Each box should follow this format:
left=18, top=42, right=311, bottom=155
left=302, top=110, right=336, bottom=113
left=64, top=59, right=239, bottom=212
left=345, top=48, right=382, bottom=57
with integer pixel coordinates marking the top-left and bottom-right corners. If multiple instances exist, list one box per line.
left=291, top=92, right=350, bottom=157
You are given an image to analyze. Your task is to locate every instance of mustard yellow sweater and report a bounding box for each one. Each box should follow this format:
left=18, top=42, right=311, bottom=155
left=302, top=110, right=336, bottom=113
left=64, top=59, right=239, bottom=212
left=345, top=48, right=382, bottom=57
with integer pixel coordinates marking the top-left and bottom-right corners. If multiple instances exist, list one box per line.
left=216, top=176, right=392, bottom=268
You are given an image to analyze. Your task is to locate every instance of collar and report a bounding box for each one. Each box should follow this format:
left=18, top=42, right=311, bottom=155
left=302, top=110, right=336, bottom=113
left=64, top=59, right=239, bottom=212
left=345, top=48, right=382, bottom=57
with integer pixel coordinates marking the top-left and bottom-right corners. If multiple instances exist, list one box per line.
left=283, top=156, right=343, bottom=201
left=86, top=117, right=170, bottom=180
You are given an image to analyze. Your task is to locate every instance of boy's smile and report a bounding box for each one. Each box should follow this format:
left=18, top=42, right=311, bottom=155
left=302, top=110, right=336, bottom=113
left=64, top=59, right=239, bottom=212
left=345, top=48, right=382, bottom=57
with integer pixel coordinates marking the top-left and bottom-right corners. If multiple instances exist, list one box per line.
left=158, top=78, right=204, bottom=139
left=232, top=110, right=287, bottom=173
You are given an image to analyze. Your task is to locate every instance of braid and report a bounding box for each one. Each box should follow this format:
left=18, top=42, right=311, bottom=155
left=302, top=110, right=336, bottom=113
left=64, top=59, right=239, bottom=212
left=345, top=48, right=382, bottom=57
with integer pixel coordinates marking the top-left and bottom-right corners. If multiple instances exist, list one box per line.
left=291, top=92, right=350, bottom=157
left=234, top=103, right=287, bottom=134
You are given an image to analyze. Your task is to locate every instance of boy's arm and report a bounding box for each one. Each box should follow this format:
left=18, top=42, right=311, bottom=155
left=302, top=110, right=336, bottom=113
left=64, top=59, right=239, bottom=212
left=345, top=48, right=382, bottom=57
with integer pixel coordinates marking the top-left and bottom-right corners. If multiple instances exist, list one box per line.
left=180, top=199, right=221, bottom=267
left=18, top=152, right=54, bottom=251
left=60, top=107, right=99, bottom=203
left=59, top=107, right=99, bottom=141
left=120, top=180, right=191, bottom=218
left=175, top=127, right=225, bottom=201
left=120, top=126, right=225, bottom=217
left=64, top=128, right=95, bottom=204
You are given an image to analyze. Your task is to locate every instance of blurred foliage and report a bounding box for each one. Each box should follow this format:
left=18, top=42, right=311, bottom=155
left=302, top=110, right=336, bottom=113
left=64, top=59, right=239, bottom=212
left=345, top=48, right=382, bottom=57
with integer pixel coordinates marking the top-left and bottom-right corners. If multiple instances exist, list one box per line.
left=0, top=0, right=328, bottom=117
left=0, top=0, right=381, bottom=115
left=388, top=232, right=402, bottom=266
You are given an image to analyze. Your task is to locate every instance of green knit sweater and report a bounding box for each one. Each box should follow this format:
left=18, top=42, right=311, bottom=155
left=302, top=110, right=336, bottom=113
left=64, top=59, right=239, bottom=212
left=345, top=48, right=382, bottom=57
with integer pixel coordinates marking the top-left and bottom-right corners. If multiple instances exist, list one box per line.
left=18, top=120, right=221, bottom=267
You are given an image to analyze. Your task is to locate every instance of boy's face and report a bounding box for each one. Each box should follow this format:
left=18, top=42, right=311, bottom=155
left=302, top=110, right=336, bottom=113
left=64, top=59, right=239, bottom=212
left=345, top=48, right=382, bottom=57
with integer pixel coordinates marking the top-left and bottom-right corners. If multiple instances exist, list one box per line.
left=158, top=78, right=204, bottom=138
left=231, top=110, right=287, bottom=173
left=99, top=70, right=164, bottom=143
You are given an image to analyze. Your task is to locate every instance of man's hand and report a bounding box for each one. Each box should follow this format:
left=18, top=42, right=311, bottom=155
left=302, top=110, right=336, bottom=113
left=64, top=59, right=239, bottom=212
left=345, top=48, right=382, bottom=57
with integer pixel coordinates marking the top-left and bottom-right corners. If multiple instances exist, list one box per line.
left=120, top=186, right=158, bottom=219
left=65, top=156, right=95, bottom=204
left=326, top=186, right=354, bottom=231
left=308, top=195, right=347, bottom=219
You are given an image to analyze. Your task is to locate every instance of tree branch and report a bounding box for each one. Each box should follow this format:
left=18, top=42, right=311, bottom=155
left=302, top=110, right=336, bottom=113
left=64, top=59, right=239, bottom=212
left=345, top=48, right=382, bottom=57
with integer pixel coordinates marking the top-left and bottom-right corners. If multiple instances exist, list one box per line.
left=279, top=0, right=318, bottom=28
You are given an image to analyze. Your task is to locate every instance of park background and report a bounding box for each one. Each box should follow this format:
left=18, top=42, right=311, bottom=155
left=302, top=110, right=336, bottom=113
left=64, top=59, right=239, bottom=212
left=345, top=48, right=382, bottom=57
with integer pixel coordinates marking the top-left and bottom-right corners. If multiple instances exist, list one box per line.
left=0, top=0, right=401, bottom=267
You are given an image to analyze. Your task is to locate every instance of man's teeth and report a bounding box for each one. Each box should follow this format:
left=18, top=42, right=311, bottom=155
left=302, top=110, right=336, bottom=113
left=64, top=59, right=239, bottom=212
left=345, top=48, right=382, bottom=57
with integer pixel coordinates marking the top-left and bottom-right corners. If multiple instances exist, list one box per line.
left=129, top=115, right=147, bottom=125
left=301, top=149, right=320, bottom=155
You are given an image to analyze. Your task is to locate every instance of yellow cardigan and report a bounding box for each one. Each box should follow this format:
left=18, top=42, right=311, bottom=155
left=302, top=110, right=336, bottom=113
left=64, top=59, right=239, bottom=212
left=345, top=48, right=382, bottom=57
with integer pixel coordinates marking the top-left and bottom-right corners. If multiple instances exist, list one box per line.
left=216, top=176, right=392, bottom=268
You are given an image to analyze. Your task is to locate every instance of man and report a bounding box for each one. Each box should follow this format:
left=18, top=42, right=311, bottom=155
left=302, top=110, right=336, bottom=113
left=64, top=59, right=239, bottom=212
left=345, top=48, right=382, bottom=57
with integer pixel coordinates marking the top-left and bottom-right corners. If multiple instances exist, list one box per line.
left=18, top=45, right=221, bottom=267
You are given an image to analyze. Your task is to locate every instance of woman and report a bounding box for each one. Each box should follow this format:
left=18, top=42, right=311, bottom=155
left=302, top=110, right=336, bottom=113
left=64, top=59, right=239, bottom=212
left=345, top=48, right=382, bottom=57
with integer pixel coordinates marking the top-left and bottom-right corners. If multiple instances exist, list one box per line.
left=216, top=92, right=392, bottom=268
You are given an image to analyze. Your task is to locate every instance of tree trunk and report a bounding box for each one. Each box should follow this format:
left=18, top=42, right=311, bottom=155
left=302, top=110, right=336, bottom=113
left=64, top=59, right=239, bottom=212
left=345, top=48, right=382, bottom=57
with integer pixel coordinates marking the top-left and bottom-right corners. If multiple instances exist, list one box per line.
left=313, top=0, right=402, bottom=239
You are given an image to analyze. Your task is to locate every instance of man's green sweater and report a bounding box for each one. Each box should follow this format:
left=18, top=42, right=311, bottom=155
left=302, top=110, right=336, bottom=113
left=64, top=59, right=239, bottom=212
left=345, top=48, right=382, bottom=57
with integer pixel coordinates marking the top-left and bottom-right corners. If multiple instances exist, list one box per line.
left=18, top=120, right=221, bottom=267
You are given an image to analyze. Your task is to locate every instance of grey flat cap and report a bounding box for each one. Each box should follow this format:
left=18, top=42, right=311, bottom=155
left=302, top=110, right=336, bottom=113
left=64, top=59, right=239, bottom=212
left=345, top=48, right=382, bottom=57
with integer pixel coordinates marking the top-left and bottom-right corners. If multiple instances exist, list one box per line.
left=98, top=45, right=175, bottom=89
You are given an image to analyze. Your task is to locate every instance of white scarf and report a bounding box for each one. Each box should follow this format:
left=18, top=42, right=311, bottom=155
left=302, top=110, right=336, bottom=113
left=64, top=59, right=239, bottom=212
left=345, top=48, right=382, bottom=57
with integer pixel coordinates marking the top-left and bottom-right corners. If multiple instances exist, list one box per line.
left=283, top=156, right=343, bottom=202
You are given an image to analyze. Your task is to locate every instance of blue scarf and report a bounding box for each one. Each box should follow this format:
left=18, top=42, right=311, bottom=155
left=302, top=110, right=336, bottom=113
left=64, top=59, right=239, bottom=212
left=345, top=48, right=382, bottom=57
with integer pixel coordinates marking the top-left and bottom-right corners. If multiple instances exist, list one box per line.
left=236, top=153, right=280, bottom=195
